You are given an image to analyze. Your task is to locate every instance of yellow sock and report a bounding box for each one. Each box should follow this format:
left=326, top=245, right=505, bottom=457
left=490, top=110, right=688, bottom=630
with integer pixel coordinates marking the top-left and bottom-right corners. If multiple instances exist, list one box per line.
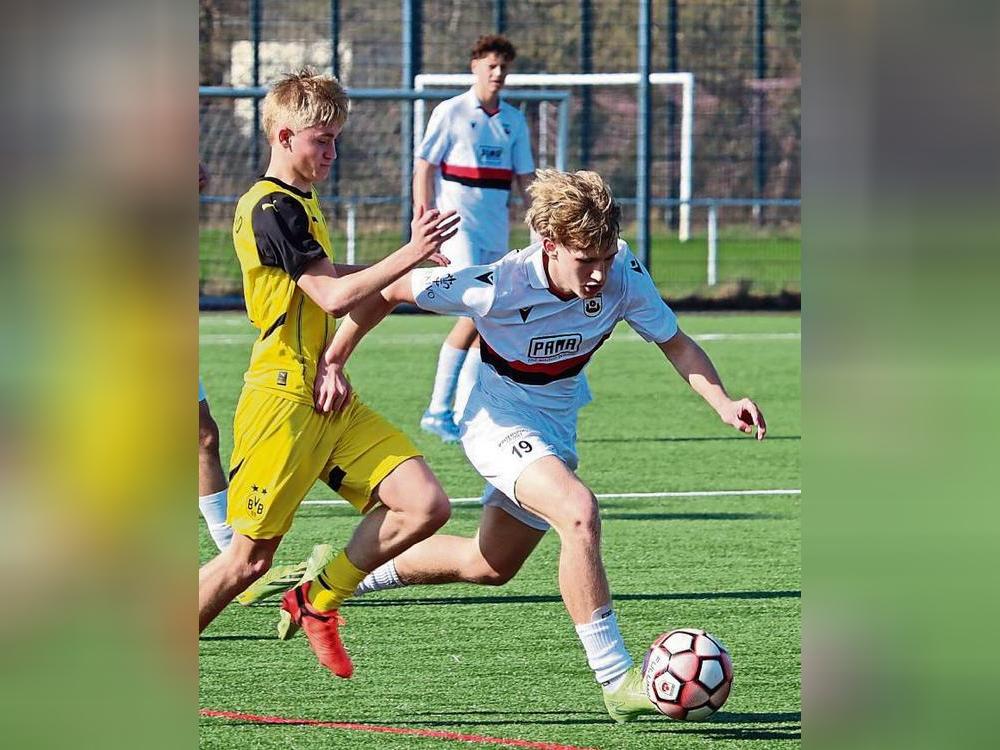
left=308, top=551, right=367, bottom=612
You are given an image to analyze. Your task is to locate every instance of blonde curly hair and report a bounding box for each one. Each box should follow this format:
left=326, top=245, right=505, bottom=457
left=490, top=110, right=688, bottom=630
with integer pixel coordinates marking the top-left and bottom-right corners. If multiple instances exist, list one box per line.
left=526, top=169, right=621, bottom=256
left=262, top=67, right=351, bottom=141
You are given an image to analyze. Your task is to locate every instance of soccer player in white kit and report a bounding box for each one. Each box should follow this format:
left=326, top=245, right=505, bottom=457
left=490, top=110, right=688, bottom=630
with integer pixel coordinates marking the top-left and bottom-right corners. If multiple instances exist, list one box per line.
left=198, top=162, right=232, bottom=551
left=320, top=170, right=767, bottom=721
left=415, top=34, right=536, bottom=442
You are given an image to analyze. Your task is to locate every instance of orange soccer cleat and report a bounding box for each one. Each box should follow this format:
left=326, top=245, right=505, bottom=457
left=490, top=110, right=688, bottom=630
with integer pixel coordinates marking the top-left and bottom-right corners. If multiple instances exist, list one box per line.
left=279, top=582, right=353, bottom=678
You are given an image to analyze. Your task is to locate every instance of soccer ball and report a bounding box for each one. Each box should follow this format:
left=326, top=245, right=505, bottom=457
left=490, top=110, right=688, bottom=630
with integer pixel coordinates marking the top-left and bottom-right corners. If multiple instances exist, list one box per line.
left=642, top=628, right=733, bottom=721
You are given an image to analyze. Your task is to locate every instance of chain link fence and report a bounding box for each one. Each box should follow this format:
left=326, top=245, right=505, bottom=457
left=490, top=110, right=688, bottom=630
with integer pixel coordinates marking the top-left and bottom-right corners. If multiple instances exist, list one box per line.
left=200, top=0, right=799, bottom=305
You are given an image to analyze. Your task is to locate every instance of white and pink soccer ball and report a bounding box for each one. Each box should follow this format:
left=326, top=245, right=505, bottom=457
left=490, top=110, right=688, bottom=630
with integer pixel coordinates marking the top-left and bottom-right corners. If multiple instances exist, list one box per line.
left=642, top=628, right=734, bottom=721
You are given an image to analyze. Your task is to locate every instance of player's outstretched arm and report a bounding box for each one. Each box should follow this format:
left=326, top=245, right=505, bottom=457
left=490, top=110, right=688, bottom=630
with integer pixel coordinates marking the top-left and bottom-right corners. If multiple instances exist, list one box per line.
left=658, top=330, right=767, bottom=440
left=297, top=207, right=458, bottom=318
left=413, top=158, right=437, bottom=214
left=311, top=275, right=417, bottom=412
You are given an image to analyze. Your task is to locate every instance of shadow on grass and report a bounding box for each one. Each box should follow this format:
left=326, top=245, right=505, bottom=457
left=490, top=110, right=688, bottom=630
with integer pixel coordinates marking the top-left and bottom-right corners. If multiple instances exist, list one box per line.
left=637, top=711, right=801, bottom=741
left=713, top=711, right=800, bottom=724
left=199, top=634, right=276, bottom=642
left=347, top=590, right=800, bottom=608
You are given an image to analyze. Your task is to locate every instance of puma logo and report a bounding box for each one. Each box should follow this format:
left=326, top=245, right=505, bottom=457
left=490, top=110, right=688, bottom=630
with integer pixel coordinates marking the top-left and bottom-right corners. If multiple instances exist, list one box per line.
left=261, top=202, right=276, bottom=211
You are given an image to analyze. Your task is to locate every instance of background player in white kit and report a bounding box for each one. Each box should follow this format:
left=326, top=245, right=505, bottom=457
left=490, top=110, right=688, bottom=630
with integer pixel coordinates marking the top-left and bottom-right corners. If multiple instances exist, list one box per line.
left=415, top=34, right=536, bottom=442
left=317, top=170, right=767, bottom=722
left=198, top=162, right=232, bottom=551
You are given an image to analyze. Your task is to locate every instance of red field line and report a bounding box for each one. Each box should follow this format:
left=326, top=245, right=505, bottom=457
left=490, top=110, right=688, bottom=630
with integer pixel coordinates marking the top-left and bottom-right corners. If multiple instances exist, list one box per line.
left=200, top=708, right=599, bottom=750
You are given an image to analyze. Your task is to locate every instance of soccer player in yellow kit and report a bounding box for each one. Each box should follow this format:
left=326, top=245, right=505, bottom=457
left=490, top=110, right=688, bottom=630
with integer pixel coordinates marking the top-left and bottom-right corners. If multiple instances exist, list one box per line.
left=198, top=69, right=459, bottom=679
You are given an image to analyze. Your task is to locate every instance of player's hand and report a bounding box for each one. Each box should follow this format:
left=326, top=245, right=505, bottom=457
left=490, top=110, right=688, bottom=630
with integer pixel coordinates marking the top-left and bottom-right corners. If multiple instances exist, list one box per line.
left=720, top=397, right=767, bottom=440
left=313, top=359, right=352, bottom=413
left=409, top=206, right=460, bottom=260
left=425, top=252, right=451, bottom=267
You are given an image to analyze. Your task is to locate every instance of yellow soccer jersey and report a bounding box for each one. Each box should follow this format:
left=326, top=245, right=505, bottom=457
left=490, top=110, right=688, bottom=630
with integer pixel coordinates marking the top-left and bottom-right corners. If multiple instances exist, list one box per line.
left=232, top=176, right=335, bottom=405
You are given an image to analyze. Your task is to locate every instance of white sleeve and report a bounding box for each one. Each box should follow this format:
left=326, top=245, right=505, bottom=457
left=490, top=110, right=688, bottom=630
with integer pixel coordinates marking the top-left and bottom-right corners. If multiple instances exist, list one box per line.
left=512, top=114, right=535, bottom=174
left=411, top=264, right=498, bottom=318
left=622, top=249, right=678, bottom=343
left=416, top=102, right=450, bottom=165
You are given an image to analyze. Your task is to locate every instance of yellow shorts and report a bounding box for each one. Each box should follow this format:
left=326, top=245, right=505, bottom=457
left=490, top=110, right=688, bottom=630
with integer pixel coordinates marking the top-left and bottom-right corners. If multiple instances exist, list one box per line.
left=227, top=386, right=421, bottom=539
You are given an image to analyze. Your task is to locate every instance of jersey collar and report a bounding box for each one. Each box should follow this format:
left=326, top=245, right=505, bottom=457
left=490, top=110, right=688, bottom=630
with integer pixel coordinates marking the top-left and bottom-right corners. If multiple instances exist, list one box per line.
left=467, top=87, right=501, bottom=116
left=527, top=244, right=577, bottom=301
left=259, top=175, right=313, bottom=199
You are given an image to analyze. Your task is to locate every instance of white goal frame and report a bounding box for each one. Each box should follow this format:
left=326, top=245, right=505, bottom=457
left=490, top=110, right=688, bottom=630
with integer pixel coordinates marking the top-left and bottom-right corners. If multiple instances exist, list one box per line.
left=415, top=72, right=695, bottom=241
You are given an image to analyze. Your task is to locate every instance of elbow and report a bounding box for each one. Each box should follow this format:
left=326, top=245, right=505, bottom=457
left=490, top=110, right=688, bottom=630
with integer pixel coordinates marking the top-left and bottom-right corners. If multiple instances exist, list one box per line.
left=320, top=292, right=352, bottom=318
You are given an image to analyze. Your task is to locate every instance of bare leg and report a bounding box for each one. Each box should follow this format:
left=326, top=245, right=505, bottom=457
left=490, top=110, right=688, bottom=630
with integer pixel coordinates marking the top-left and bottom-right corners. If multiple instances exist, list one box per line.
left=445, top=316, right=479, bottom=349
left=392, top=505, right=544, bottom=586
left=198, top=400, right=227, bottom=495
left=342, top=457, right=451, bottom=572
left=514, top=456, right=608, bottom=625
left=199, top=533, right=281, bottom=632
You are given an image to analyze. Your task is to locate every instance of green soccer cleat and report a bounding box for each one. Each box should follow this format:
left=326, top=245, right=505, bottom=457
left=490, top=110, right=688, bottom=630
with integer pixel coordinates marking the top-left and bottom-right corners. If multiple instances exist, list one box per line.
left=235, top=543, right=335, bottom=607
left=273, top=543, right=336, bottom=639
left=235, top=562, right=307, bottom=606
left=604, top=666, right=656, bottom=723
left=276, top=607, right=296, bottom=641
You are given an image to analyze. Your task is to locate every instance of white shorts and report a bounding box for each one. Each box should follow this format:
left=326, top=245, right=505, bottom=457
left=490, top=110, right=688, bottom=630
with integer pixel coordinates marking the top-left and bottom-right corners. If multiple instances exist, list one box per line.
left=460, top=387, right=579, bottom=532
left=441, top=230, right=508, bottom=269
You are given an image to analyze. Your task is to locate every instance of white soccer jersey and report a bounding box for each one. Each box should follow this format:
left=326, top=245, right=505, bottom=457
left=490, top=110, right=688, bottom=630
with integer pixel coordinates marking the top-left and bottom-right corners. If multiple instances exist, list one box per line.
left=411, top=240, right=678, bottom=413
left=416, top=89, right=534, bottom=258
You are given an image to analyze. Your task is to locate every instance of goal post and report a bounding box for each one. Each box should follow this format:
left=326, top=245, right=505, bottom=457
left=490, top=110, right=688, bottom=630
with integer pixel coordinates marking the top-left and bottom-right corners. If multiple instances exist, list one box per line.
left=414, top=72, right=695, bottom=242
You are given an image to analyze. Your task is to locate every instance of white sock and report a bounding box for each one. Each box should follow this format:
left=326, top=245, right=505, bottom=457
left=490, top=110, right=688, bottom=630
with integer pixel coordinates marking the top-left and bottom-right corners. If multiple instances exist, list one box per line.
left=428, top=343, right=468, bottom=414
left=574, top=605, right=634, bottom=689
left=199, top=488, right=232, bottom=551
left=354, top=559, right=407, bottom=596
left=453, top=346, right=481, bottom=421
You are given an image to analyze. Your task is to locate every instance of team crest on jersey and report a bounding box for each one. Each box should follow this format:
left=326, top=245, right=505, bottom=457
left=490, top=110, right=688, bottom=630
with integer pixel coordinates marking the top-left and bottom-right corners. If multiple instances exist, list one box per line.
left=246, top=484, right=268, bottom=519
left=528, top=333, right=583, bottom=361
left=584, top=294, right=603, bottom=317
left=478, top=145, right=503, bottom=164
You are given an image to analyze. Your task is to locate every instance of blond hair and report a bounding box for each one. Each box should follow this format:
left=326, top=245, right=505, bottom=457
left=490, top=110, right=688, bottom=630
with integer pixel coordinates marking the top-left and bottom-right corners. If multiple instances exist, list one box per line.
left=526, top=169, right=621, bottom=255
left=261, top=68, right=351, bottom=141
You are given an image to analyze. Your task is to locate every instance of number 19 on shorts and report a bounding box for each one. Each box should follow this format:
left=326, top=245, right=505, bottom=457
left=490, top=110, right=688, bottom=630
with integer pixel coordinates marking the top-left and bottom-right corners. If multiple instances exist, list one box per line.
left=511, top=439, right=534, bottom=459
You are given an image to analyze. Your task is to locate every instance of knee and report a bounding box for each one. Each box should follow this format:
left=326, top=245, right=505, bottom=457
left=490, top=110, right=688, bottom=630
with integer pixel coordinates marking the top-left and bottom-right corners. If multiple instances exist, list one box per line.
left=425, top=488, right=452, bottom=532
left=468, top=564, right=516, bottom=587
left=411, top=486, right=451, bottom=535
left=555, top=489, right=601, bottom=543
left=199, top=416, right=220, bottom=454
left=226, top=545, right=273, bottom=586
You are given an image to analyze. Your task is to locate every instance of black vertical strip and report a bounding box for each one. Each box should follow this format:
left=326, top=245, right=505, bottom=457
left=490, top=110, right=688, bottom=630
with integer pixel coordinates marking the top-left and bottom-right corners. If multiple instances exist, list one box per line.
left=296, top=295, right=305, bottom=368
left=260, top=312, right=287, bottom=340
left=228, top=457, right=245, bottom=481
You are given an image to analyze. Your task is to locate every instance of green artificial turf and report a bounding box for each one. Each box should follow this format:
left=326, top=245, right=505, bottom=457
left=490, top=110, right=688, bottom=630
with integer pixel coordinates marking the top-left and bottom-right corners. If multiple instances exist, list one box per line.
left=199, top=311, right=800, bottom=749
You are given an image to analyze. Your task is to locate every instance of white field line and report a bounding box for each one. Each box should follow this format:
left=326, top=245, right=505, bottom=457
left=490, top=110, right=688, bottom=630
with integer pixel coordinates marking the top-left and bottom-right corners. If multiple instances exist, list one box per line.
left=302, top=488, right=800, bottom=506
left=199, top=331, right=801, bottom=346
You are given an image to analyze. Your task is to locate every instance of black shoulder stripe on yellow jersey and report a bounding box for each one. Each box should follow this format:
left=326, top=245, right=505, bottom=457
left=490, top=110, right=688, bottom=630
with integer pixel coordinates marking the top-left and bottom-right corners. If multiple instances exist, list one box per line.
left=252, top=192, right=327, bottom=280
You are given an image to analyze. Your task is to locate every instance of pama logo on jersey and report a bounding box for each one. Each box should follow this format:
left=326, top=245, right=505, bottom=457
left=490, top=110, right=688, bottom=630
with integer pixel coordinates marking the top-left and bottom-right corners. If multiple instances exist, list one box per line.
left=478, top=145, right=503, bottom=164
left=584, top=294, right=603, bottom=317
left=527, top=333, right=583, bottom=361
